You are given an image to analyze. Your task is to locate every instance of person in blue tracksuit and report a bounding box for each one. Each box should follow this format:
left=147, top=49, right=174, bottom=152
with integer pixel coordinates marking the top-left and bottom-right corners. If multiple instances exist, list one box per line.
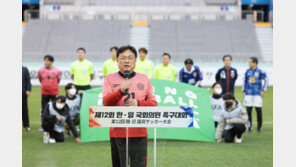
left=215, top=55, right=238, bottom=95
left=242, top=57, right=268, bottom=132
left=179, top=58, right=203, bottom=87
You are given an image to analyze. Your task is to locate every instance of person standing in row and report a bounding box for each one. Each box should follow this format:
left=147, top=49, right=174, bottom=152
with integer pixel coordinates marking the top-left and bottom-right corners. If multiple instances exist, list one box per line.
left=243, top=57, right=268, bottom=132
left=22, top=66, right=32, bottom=131
left=134, top=47, right=154, bottom=79
left=179, top=58, right=203, bottom=87
left=103, top=45, right=157, bottom=167
left=103, top=46, right=119, bottom=77
left=38, top=55, right=61, bottom=132
left=71, top=47, right=94, bottom=95
left=215, top=55, right=238, bottom=95
left=154, top=53, right=177, bottom=81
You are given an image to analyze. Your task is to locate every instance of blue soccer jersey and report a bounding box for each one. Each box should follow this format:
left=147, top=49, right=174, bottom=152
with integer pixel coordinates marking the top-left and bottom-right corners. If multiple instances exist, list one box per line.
left=179, top=65, right=203, bottom=87
left=242, top=67, right=268, bottom=96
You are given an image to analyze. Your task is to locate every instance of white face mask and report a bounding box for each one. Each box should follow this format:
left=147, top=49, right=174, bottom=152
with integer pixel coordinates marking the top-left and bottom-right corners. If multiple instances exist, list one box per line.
left=214, top=88, right=222, bottom=95
left=69, top=88, right=76, bottom=96
left=56, top=103, right=65, bottom=110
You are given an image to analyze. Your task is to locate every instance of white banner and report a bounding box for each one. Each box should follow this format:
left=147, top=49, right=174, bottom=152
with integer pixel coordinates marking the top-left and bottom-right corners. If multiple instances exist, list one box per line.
left=89, top=106, right=194, bottom=128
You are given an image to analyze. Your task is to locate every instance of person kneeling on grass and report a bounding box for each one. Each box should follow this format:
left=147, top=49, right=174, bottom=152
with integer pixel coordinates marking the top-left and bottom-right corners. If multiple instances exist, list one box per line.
left=64, top=83, right=81, bottom=137
left=42, top=95, right=81, bottom=143
left=215, top=93, right=249, bottom=143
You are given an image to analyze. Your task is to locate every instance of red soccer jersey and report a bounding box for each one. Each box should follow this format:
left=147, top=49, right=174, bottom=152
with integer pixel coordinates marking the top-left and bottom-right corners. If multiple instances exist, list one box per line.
left=38, top=67, right=61, bottom=95
left=103, top=72, right=157, bottom=138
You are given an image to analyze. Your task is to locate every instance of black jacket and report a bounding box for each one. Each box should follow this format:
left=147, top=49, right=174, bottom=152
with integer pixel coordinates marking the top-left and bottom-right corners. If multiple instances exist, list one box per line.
left=42, top=101, right=79, bottom=138
left=22, top=66, right=31, bottom=96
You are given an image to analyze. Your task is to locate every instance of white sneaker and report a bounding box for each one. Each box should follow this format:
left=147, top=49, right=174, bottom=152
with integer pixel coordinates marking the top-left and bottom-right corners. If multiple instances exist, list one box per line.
left=43, top=132, right=49, bottom=144
left=49, top=138, right=56, bottom=143
left=234, top=136, right=242, bottom=143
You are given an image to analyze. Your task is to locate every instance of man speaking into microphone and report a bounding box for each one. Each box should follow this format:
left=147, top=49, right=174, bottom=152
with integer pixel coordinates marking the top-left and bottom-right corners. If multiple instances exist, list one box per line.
left=102, top=45, right=157, bottom=167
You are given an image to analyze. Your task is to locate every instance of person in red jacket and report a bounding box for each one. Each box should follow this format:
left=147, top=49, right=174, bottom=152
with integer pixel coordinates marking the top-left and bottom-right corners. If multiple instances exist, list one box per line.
left=103, top=45, right=157, bottom=167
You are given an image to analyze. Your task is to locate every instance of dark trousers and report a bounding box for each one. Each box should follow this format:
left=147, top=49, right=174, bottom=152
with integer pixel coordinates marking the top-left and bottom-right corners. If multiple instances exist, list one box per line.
left=75, top=85, right=91, bottom=98
left=41, top=95, right=57, bottom=126
left=41, top=95, right=57, bottom=111
left=224, top=124, right=246, bottom=143
left=42, top=119, right=64, bottom=142
left=110, top=137, right=147, bottom=167
left=75, top=85, right=91, bottom=91
left=22, top=94, right=29, bottom=128
left=246, top=107, right=262, bottom=130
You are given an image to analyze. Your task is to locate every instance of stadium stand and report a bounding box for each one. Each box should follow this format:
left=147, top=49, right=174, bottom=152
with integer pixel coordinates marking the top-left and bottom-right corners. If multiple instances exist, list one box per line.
left=205, top=0, right=237, bottom=6
left=23, top=19, right=261, bottom=62
left=22, top=20, right=130, bottom=62
left=89, top=0, right=192, bottom=6
left=44, top=0, right=75, bottom=5
left=149, top=20, right=261, bottom=62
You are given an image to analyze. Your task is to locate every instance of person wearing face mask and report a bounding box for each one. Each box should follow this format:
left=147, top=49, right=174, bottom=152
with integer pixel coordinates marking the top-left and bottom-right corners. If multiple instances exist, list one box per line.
left=210, top=82, right=224, bottom=128
left=64, top=83, right=81, bottom=137
left=215, top=93, right=249, bottom=143
left=42, top=95, right=81, bottom=143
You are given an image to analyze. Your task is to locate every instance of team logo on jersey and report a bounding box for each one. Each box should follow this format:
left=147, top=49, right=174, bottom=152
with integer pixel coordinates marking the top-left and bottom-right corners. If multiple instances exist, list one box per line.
left=184, top=75, right=187, bottom=78
left=231, top=70, right=235, bottom=78
left=193, top=72, right=197, bottom=77
left=112, top=84, right=120, bottom=87
left=249, top=77, right=255, bottom=83
left=137, top=83, right=145, bottom=90
left=255, top=72, right=259, bottom=77
left=220, top=71, right=226, bottom=79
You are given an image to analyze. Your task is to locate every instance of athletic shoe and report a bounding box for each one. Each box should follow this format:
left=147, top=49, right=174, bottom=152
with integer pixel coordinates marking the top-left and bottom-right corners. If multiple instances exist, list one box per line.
left=25, top=127, right=31, bottom=131
left=49, top=138, right=56, bottom=143
left=39, top=127, right=44, bottom=132
left=257, top=127, right=262, bottom=132
left=234, top=136, right=242, bottom=143
left=43, top=132, right=49, bottom=144
left=248, top=127, right=252, bottom=132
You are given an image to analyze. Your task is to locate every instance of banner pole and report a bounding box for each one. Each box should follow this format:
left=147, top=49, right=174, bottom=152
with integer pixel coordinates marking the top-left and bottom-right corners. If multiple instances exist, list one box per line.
left=154, top=127, right=156, bottom=167
left=126, top=127, right=128, bottom=167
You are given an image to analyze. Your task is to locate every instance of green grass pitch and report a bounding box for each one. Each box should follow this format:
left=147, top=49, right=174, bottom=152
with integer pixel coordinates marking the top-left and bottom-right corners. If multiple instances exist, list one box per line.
left=22, top=86, right=273, bottom=167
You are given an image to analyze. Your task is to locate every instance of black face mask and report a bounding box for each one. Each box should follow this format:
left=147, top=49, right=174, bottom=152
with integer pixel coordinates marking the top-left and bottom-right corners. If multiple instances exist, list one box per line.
left=225, top=101, right=233, bottom=108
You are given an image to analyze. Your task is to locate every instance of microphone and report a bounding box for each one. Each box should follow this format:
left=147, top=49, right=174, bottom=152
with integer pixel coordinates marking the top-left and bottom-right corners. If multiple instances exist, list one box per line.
left=124, top=70, right=130, bottom=94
